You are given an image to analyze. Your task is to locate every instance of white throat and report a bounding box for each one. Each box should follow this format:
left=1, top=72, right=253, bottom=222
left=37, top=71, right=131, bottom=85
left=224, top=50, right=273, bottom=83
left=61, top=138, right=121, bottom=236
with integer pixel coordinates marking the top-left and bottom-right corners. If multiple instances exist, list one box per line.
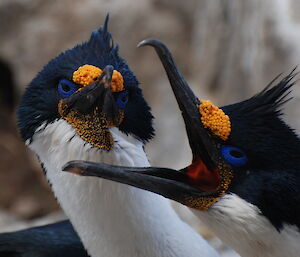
left=193, top=193, right=300, bottom=257
left=29, top=119, right=218, bottom=257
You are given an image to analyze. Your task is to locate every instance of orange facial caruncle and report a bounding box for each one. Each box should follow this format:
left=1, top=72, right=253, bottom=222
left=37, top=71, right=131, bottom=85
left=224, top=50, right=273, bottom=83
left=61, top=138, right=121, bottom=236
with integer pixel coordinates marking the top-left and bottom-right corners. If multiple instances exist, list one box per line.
left=73, top=64, right=124, bottom=92
left=199, top=100, right=231, bottom=141
left=181, top=100, right=234, bottom=210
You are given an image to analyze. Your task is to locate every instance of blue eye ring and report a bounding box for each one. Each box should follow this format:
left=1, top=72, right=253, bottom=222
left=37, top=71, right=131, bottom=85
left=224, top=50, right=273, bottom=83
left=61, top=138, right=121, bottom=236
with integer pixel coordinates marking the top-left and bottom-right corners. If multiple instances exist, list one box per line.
left=221, top=145, right=248, bottom=167
left=58, top=79, right=78, bottom=98
left=117, top=90, right=129, bottom=109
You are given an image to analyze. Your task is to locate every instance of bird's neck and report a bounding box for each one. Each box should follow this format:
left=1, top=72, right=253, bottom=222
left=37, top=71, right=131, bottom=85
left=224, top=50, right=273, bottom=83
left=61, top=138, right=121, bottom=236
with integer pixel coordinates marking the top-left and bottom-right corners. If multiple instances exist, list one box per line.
left=28, top=120, right=217, bottom=257
left=193, top=193, right=300, bottom=257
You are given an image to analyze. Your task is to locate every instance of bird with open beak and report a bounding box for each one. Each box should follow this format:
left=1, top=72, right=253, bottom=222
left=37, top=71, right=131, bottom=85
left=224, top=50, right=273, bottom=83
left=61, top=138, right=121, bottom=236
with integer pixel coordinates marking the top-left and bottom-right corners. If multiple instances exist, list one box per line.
left=64, top=39, right=300, bottom=257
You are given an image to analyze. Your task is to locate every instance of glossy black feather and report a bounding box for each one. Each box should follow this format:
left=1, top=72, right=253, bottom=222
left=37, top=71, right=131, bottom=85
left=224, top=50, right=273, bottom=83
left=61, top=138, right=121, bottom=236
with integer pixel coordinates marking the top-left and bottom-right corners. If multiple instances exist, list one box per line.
left=222, top=69, right=300, bottom=171
left=0, top=220, right=89, bottom=257
left=17, top=15, right=154, bottom=143
left=220, top=70, right=300, bottom=230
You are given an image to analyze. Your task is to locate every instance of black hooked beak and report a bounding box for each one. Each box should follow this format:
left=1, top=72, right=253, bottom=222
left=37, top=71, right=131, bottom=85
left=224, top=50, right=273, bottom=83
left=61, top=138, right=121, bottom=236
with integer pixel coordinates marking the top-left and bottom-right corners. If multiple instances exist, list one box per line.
left=138, top=39, right=219, bottom=167
left=62, top=161, right=219, bottom=204
left=61, top=65, right=119, bottom=123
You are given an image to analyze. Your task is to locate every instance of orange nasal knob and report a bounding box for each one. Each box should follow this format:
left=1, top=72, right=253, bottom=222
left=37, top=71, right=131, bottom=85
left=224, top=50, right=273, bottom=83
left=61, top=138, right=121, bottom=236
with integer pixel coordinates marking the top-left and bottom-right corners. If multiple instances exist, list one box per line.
left=73, top=64, right=124, bottom=92
left=199, top=100, right=231, bottom=140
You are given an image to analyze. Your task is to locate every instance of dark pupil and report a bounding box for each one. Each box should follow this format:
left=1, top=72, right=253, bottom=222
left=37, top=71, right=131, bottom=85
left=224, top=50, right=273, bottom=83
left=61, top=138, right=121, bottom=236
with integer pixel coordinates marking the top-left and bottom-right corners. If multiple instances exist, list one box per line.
left=230, top=150, right=243, bottom=158
left=62, top=84, right=71, bottom=92
left=121, top=95, right=127, bottom=102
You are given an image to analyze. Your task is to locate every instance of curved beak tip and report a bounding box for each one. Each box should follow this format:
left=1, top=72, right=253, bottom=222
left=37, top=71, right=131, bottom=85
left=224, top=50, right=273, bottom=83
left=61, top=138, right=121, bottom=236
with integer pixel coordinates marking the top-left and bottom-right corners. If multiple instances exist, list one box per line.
left=137, top=39, right=152, bottom=48
left=137, top=38, right=162, bottom=48
left=137, top=40, right=146, bottom=48
left=101, top=65, right=114, bottom=85
left=103, top=65, right=114, bottom=74
left=62, top=161, right=85, bottom=175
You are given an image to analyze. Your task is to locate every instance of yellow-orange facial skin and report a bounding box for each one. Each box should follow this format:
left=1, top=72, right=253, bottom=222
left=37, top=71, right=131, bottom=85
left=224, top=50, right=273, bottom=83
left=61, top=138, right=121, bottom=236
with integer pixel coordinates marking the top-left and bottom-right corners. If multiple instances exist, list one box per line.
left=58, top=102, right=124, bottom=151
left=183, top=160, right=234, bottom=210
left=199, top=100, right=231, bottom=141
left=73, top=64, right=124, bottom=92
left=58, top=64, right=125, bottom=151
left=181, top=100, right=233, bottom=210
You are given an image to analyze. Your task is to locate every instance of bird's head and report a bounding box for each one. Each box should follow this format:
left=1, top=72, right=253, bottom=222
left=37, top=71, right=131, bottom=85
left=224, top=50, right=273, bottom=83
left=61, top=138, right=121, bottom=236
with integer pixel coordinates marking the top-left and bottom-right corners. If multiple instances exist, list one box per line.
left=18, top=16, right=154, bottom=152
left=64, top=39, right=300, bottom=231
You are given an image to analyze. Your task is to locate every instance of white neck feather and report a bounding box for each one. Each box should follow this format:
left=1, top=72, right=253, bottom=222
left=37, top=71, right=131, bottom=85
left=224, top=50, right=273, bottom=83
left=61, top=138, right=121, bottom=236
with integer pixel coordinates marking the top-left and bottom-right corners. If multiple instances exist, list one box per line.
left=193, top=193, right=300, bottom=257
left=28, top=120, right=218, bottom=257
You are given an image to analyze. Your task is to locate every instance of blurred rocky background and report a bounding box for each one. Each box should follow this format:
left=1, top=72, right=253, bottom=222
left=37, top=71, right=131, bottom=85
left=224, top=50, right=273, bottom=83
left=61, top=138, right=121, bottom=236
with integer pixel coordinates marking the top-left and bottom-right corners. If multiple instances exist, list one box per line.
left=1, top=0, right=300, bottom=256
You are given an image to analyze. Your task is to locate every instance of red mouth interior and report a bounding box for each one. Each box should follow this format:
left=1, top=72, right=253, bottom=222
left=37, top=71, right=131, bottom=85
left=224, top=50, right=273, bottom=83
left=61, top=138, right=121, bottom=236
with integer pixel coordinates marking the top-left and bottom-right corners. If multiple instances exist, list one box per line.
left=187, top=159, right=221, bottom=192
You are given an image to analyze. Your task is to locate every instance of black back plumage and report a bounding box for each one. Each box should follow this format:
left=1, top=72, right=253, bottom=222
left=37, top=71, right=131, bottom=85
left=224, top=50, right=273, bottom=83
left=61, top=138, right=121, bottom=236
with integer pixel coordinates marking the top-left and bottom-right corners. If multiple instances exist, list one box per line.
left=0, top=220, right=88, bottom=257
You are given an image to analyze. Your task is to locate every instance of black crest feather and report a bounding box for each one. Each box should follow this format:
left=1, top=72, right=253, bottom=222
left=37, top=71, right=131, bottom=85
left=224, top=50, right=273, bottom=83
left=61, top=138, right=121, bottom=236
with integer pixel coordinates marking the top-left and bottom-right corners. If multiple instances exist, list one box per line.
left=222, top=68, right=300, bottom=171
left=223, top=68, right=297, bottom=119
left=88, top=14, right=115, bottom=54
left=227, top=69, right=300, bottom=232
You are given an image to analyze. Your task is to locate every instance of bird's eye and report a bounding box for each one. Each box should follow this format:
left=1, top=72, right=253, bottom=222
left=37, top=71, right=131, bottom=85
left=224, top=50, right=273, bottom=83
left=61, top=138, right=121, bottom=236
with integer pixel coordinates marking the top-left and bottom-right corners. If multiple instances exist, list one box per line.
left=221, top=145, right=248, bottom=167
left=117, top=90, right=129, bottom=109
left=58, top=79, right=78, bottom=98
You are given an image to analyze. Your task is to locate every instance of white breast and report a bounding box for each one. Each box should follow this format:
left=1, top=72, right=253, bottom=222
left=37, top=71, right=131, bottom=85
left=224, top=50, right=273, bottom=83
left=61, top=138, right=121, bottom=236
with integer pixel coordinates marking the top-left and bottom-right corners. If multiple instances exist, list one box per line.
left=193, top=193, right=300, bottom=257
left=28, top=119, right=219, bottom=257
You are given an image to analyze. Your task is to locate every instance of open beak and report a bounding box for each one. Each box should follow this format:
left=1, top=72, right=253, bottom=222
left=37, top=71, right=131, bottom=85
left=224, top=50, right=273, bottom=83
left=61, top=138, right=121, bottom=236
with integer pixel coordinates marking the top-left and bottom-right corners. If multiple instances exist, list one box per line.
left=137, top=39, right=220, bottom=168
left=63, top=40, right=233, bottom=210
left=63, top=161, right=220, bottom=207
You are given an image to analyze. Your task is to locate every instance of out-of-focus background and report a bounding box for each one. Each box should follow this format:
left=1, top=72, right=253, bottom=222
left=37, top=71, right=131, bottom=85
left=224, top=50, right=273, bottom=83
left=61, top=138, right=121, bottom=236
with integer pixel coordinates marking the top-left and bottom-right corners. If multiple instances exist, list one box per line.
left=1, top=0, right=300, bottom=256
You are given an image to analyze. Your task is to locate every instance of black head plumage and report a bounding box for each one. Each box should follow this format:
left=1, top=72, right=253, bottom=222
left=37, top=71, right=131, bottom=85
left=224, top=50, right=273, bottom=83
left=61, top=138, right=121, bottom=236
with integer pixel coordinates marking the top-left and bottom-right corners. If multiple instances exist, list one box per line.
left=222, top=69, right=300, bottom=171
left=18, top=15, right=154, bottom=143
left=88, top=14, right=114, bottom=54
left=47, top=14, right=138, bottom=87
left=219, top=69, right=300, bottom=230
